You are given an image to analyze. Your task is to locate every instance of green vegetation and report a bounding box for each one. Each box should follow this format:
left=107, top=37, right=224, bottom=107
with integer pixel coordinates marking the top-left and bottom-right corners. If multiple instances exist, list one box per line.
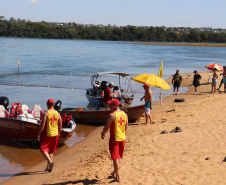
left=1, top=18, right=226, bottom=43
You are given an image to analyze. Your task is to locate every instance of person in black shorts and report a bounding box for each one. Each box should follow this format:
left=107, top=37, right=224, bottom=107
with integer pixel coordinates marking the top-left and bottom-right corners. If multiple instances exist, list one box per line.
left=172, top=70, right=182, bottom=95
left=193, top=70, right=202, bottom=94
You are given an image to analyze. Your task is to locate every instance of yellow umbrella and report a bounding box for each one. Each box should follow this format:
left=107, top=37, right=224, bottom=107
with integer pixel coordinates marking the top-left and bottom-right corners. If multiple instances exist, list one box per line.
left=133, top=73, right=171, bottom=90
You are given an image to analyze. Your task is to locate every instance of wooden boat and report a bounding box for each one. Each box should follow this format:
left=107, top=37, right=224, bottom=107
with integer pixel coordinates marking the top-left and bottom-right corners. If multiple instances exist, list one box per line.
left=60, top=104, right=144, bottom=125
left=86, top=72, right=135, bottom=107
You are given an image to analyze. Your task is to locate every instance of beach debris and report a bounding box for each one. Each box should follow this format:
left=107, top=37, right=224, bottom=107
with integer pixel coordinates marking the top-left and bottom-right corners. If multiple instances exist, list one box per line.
left=159, top=119, right=167, bottom=123
left=222, top=156, right=226, bottom=162
left=205, top=157, right=210, bottom=160
left=160, top=130, right=168, bottom=134
left=174, top=98, right=185, bottom=102
left=165, top=109, right=175, bottom=112
left=170, top=126, right=182, bottom=133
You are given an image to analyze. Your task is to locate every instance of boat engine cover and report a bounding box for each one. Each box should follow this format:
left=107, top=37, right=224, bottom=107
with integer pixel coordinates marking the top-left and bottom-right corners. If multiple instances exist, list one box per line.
left=100, top=81, right=109, bottom=90
left=0, top=96, right=9, bottom=111
left=54, top=100, right=62, bottom=111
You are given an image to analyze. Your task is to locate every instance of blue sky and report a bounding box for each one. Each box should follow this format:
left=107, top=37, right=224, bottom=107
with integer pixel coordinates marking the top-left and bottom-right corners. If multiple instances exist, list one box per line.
left=0, top=0, right=225, bottom=28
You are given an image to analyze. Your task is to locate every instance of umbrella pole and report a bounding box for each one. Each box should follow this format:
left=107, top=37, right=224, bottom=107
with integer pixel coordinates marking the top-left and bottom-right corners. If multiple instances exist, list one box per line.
left=160, top=89, right=162, bottom=105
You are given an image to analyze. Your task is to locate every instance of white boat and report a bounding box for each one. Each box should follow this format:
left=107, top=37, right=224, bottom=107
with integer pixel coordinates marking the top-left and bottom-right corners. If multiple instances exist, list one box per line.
left=86, top=72, right=135, bottom=107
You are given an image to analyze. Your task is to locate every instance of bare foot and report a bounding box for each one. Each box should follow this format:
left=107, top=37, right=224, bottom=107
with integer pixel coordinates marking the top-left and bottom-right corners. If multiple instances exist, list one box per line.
left=173, top=93, right=175, bottom=95
left=142, top=123, right=148, bottom=125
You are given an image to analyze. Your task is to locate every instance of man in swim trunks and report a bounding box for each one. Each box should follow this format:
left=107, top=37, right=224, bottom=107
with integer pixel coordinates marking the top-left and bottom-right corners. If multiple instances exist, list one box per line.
left=140, top=83, right=153, bottom=125
left=103, top=82, right=116, bottom=107
left=172, top=69, right=182, bottom=95
left=101, top=99, right=128, bottom=182
left=37, top=99, right=62, bottom=172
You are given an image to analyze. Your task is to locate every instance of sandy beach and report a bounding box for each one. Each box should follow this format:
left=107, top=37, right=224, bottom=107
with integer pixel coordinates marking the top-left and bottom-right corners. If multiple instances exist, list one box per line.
left=2, top=71, right=226, bottom=185
left=128, top=42, right=226, bottom=47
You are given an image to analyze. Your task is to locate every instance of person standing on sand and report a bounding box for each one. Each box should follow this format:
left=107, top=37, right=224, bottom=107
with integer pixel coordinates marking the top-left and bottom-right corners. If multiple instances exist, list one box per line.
left=172, top=69, right=182, bottom=95
left=211, top=68, right=218, bottom=93
left=37, top=99, right=62, bottom=173
left=217, top=66, right=226, bottom=91
left=193, top=70, right=202, bottom=94
left=140, top=83, right=153, bottom=125
left=223, top=66, right=226, bottom=92
left=101, top=99, right=128, bottom=183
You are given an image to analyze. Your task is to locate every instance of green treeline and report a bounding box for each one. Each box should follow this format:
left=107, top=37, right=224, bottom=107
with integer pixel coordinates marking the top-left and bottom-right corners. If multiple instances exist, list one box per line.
left=1, top=18, right=226, bottom=43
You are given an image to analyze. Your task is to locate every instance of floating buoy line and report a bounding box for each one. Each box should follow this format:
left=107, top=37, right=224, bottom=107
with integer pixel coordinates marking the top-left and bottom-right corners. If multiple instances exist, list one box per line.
left=0, top=84, right=85, bottom=90
left=0, top=72, right=120, bottom=79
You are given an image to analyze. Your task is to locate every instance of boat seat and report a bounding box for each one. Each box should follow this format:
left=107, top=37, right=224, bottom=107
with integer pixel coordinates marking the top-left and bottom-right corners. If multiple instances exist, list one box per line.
left=0, top=105, right=9, bottom=118
left=32, top=104, right=44, bottom=120
left=22, top=104, right=32, bottom=114
left=17, top=114, right=37, bottom=123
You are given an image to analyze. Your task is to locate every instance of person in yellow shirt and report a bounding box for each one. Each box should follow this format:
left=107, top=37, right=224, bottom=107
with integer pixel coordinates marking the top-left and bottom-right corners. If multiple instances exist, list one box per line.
left=101, top=99, right=128, bottom=182
left=38, top=99, right=62, bottom=173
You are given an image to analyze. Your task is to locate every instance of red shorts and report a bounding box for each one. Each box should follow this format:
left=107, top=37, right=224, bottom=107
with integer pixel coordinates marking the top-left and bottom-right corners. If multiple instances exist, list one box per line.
left=109, top=140, right=125, bottom=160
left=40, top=135, right=59, bottom=153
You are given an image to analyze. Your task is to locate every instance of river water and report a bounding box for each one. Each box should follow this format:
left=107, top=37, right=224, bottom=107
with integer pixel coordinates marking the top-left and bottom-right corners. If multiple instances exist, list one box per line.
left=0, top=37, right=226, bottom=182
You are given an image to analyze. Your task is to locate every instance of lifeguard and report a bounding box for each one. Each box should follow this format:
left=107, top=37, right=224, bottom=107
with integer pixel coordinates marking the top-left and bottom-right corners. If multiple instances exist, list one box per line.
left=101, top=99, right=128, bottom=182
left=37, top=99, right=62, bottom=173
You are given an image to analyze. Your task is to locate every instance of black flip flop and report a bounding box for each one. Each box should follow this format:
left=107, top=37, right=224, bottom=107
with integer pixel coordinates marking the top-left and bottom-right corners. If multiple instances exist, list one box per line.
left=48, top=162, right=55, bottom=173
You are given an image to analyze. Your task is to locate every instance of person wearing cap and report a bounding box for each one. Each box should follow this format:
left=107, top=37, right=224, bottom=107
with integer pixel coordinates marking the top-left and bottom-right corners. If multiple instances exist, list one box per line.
left=193, top=70, right=202, bottom=94
left=172, top=69, right=182, bottom=95
left=140, top=83, right=153, bottom=125
left=103, top=82, right=116, bottom=107
left=37, top=99, right=62, bottom=173
left=101, top=99, right=128, bottom=182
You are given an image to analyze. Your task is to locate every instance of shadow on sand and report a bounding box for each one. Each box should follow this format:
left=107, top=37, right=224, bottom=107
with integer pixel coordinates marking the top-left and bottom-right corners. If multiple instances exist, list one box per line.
left=43, top=179, right=99, bottom=185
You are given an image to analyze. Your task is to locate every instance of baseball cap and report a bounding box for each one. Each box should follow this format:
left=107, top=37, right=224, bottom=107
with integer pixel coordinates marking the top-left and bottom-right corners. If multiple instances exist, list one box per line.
left=47, top=99, right=55, bottom=105
left=109, top=82, right=114, bottom=86
left=194, top=70, right=198, bottom=73
left=107, top=99, right=120, bottom=106
left=142, top=83, right=149, bottom=88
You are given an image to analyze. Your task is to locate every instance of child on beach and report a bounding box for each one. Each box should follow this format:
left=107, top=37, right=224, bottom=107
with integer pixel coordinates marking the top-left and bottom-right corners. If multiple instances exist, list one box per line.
left=211, top=68, right=218, bottom=93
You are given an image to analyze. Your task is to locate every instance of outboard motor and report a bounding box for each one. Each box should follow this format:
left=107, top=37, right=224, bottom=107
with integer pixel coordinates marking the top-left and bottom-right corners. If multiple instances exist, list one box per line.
left=100, top=81, right=109, bottom=90
left=54, top=100, right=62, bottom=111
left=0, top=96, right=9, bottom=111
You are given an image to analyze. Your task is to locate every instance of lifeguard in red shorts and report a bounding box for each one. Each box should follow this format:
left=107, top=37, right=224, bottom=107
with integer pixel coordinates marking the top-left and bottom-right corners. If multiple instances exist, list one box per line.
left=37, top=99, right=62, bottom=173
left=101, top=99, right=128, bottom=182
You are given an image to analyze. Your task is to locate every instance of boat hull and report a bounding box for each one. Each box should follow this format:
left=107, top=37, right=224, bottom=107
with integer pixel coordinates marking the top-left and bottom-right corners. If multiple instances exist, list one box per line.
left=60, top=105, right=144, bottom=125
left=0, top=118, right=75, bottom=143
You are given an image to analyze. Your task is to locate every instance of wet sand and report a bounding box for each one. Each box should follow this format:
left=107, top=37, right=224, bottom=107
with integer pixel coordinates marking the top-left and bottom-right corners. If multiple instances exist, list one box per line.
left=0, top=124, right=96, bottom=183
left=2, top=71, right=226, bottom=185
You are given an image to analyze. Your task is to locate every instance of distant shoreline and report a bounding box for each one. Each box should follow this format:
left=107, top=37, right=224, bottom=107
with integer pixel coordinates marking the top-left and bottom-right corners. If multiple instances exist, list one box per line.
left=127, top=42, right=226, bottom=47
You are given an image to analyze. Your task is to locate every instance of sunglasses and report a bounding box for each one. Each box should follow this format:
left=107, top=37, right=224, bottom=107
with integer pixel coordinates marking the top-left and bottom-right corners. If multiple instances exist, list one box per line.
left=110, top=104, right=115, bottom=106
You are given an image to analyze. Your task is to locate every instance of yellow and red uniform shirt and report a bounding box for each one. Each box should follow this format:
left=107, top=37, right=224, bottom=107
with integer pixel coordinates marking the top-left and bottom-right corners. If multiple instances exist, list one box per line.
left=46, top=110, right=59, bottom=137
left=110, top=111, right=127, bottom=141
